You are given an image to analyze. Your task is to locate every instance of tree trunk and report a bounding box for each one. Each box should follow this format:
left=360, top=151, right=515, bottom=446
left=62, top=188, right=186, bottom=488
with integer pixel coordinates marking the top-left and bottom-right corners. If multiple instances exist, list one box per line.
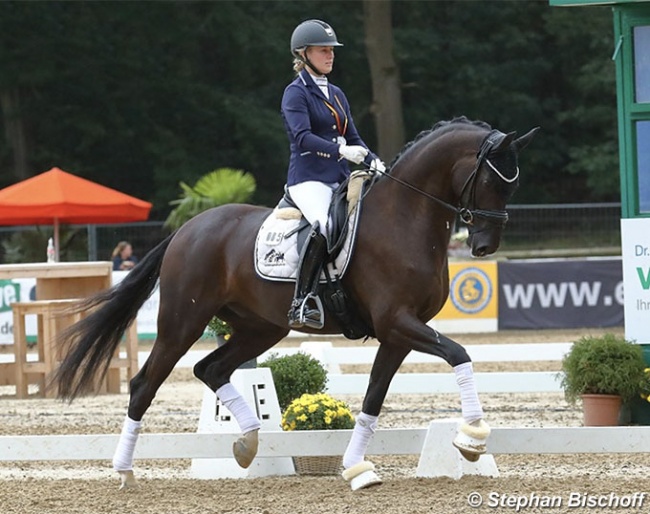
left=1, top=88, right=30, bottom=181
left=362, top=0, right=405, bottom=162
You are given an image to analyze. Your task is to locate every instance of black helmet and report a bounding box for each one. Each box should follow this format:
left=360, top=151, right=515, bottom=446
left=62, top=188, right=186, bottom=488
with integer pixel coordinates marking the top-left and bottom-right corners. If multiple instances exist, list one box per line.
left=290, top=19, right=343, bottom=56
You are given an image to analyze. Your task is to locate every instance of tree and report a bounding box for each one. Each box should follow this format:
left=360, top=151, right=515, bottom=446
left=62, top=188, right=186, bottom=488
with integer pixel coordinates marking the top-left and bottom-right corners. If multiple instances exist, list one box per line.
left=362, top=0, right=405, bottom=161
left=0, top=1, right=620, bottom=210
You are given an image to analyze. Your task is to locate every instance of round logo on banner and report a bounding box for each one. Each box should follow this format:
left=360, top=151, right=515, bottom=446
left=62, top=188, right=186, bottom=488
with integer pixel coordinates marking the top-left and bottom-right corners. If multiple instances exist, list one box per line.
left=449, top=267, right=492, bottom=314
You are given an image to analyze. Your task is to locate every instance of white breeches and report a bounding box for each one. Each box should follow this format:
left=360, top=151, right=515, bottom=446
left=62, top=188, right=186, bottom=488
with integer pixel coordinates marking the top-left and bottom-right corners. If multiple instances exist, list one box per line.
left=287, top=180, right=338, bottom=237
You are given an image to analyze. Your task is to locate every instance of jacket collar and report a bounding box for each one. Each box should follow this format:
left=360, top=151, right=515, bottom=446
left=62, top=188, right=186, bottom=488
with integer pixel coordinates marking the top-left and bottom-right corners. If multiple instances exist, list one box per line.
left=298, top=69, right=330, bottom=101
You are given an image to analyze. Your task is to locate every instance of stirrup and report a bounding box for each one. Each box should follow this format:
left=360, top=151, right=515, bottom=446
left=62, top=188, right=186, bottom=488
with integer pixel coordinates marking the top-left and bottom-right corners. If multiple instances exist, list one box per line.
left=289, top=293, right=324, bottom=329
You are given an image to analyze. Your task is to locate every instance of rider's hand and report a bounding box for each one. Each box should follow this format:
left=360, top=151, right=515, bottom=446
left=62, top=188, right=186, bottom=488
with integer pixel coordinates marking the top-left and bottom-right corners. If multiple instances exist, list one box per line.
left=369, top=158, right=386, bottom=173
left=339, top=145, right=369, bottom=164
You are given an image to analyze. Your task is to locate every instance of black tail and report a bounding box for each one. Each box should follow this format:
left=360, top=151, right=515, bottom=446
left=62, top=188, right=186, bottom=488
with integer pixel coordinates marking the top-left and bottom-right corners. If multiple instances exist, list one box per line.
left=52, top=233, right=175, bottom=401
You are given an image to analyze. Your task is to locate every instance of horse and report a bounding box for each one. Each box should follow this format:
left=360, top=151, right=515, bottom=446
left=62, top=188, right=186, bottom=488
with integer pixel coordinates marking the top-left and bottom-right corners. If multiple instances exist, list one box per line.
left=52, top=116, right=538, bottom=491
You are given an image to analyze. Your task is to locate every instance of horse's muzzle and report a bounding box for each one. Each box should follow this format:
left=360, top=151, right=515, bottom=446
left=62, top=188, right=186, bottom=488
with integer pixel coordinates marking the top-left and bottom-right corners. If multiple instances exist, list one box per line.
left=468, top=231, right=500, bottom=257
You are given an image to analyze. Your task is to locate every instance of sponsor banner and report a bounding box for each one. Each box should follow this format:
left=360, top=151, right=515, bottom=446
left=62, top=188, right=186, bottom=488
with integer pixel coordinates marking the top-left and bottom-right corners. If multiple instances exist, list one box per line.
left=621, top=219, right=650, bottom=344
left=0, top=271, right=160, bottom=344
left=498, top=258, right=624, bottom=330
left=434, top=261, right=498, bottom=318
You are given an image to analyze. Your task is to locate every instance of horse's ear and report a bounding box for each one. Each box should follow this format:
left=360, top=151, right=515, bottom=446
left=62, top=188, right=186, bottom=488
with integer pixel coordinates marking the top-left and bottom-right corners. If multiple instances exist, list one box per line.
left=513, top=127, right=540, bottom=152
left=493, top=131, right=517, bottom=153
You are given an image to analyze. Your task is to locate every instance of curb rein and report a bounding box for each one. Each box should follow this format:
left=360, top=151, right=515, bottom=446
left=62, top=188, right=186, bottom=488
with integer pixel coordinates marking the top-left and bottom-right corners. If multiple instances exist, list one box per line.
left=368, top=130, right=516, bottom=228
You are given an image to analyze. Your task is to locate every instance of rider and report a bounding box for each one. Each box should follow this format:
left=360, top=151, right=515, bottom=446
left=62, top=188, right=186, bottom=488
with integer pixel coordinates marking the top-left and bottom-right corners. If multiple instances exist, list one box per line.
left=282, top=19, right=385, bottom=329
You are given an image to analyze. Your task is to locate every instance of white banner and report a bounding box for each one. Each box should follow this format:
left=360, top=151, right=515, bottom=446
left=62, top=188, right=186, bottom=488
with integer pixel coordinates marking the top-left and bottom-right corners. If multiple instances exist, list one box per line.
left=621, top=218, right=650, bottom=344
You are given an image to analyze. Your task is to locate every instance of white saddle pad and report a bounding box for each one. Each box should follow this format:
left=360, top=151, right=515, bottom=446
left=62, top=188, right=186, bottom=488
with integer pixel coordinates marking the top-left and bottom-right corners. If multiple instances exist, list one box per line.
left=254, top=205, right=362, bottom=283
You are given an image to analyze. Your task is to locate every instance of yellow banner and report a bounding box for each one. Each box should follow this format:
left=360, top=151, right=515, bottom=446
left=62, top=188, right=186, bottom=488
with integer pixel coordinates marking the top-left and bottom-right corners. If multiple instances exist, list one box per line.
left=437, top=261, right=498, bottom=319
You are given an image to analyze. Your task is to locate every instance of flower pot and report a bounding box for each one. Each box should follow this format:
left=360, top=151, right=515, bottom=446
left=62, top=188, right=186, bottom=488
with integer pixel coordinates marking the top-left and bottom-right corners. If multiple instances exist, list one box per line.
left=292, top=456, right=342, bottom=476
left=581, top=394, right=622, bottom=426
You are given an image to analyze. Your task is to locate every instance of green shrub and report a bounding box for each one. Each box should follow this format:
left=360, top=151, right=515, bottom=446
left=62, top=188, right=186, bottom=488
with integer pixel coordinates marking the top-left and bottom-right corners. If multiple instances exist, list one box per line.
left=258, top=352, right=328, bottom=410
left=560, top=333, right=646, bottom=404
left=206, top=317, right=232, bottom=339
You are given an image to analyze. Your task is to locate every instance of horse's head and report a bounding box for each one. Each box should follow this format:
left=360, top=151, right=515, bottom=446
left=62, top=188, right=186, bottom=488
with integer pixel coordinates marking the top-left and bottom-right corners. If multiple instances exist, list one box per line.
left=456, top=126, right=539, bottom=257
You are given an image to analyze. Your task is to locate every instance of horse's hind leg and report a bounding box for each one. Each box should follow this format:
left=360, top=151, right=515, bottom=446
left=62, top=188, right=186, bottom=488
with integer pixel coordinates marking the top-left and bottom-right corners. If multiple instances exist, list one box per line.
left=113, top=316, right=208, bottom=488
left=193, top=321, right=288, bottom=469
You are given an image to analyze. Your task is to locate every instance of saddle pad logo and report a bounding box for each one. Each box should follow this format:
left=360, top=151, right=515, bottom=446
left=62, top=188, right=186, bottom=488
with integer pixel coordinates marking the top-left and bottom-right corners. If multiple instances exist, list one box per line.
left=449, top=267, right=492, bottom=314
left=263, top=248, right=286, bottom=266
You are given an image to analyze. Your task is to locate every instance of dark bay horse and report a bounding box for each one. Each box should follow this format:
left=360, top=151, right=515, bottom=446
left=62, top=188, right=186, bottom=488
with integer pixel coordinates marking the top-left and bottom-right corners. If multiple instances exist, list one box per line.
left=52, top=117, right=538, bottom=490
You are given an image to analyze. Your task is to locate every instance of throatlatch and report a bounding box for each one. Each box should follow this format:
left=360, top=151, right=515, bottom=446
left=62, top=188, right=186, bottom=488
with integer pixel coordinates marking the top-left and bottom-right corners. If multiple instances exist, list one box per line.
left=287, top=222, right=328, bottom=329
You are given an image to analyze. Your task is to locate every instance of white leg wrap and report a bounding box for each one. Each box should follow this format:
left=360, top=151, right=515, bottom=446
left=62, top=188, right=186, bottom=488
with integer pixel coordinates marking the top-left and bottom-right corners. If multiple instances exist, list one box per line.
left=341, top=461, right=382, bottom=491
left=454, top=362, right=484, bottom=423
left=343, top=412, right=378, bottom=469
left=217, top=383, right=261, bottom=434
left=112, top=416, right=142, bottom=472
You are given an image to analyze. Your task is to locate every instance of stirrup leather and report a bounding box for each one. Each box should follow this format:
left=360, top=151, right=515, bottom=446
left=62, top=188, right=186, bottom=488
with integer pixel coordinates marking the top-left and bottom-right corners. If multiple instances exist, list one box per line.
left=289, top=292, right=325, bottom=329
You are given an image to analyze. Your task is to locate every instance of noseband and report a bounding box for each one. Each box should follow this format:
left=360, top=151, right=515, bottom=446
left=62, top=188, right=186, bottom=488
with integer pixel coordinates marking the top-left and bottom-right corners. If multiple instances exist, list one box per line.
left=373, top=130, right=518, bottom=227
left=457, top=130, right=518, bottom=227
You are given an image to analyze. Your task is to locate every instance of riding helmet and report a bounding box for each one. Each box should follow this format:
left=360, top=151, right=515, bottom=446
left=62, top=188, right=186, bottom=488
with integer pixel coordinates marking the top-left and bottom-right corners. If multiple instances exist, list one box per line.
left=290, top=19, right=343, bottom=56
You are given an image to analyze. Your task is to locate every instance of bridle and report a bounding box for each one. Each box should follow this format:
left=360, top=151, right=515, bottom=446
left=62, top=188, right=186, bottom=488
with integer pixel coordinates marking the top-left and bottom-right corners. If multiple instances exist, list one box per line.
left=371, top=130, right=518, bottom=227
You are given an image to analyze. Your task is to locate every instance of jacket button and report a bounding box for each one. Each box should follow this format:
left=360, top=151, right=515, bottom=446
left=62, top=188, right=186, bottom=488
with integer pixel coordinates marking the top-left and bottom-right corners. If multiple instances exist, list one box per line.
left=332, top=138, right=337, bottom=142
left=332, top=125, right=337, bottom=130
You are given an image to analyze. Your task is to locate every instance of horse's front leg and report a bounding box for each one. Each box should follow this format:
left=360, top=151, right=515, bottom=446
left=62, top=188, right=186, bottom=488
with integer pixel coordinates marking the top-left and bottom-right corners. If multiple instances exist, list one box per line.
left=341, top=342, right=410, bottom=491
left=379, top=313, right=491, bottom=462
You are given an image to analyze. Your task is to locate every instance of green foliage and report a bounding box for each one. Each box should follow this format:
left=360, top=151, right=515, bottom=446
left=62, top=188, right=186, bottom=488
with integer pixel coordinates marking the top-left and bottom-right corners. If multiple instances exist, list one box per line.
left=1, top=227, right=87, bottom=263
left=560, top=334, right=646, bottom=404
left=258, top=352, right=328, bottom=411
left=281, top=393, right=355, bottom=431
left=206, top=317, right=232, bottom=338
left=164, top=168, right=256, bottom=230
left=0, top=1, right=620, bottom=211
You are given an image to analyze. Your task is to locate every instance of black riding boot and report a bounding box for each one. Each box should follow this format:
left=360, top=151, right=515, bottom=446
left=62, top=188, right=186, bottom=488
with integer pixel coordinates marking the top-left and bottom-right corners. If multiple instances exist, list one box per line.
left=288, top=225, right=328, bottom=329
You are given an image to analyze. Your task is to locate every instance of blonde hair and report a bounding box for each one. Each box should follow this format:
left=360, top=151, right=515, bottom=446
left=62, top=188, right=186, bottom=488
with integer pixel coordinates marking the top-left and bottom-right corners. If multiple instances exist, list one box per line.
left=293, top=57, right=306, bottom=74
left=111, top=241, right=131, bottom=259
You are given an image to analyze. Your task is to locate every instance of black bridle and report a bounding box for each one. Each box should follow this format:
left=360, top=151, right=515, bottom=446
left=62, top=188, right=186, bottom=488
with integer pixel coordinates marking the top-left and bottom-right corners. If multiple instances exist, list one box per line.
left=371, top=130, right=517, bottom=227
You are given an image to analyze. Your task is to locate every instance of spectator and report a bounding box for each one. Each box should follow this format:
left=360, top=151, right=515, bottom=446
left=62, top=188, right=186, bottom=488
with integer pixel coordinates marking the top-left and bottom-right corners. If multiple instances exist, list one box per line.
left=111, top=241, right=139, bottom=271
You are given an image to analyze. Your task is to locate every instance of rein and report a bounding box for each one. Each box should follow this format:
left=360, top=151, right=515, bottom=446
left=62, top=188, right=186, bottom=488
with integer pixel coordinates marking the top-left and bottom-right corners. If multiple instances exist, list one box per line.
left=371, top=130, right=515, bottom=227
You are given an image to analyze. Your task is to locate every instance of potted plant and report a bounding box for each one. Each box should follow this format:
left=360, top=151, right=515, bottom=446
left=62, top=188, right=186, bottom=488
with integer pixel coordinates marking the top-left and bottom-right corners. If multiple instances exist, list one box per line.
left=258, top=352, right=328, bottom=410
left=281, top=392, right=356, bottom=475
left=560, top=333, right=646, bottom=426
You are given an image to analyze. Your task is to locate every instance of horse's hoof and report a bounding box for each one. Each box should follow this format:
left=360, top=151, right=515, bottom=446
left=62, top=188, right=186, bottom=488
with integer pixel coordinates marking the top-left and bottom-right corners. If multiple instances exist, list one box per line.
left=457, top=449, right=481, bottom=462
left=341, top=461, right=382, bottom=491
left=452, top=419, right=491, bottom=462
left=233, top=429, right=259, bottom=468
left=118, top=470, right=137, bottom=490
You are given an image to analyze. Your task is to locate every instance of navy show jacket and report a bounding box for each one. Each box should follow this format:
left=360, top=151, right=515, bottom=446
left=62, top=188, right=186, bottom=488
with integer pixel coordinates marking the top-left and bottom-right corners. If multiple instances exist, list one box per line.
left=281, top=70, right=376, bottom=186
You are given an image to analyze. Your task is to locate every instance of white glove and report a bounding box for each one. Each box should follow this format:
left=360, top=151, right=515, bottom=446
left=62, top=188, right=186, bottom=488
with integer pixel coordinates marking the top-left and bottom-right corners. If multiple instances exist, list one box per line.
left=369, top=158, right=386, bottom=173
left=339, top=144, right=368, bottom=164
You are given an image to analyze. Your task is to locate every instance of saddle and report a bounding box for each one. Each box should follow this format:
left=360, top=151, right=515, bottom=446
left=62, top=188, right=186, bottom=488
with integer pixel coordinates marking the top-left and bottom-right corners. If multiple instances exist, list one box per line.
left=254, top=171, right=377, bottom=339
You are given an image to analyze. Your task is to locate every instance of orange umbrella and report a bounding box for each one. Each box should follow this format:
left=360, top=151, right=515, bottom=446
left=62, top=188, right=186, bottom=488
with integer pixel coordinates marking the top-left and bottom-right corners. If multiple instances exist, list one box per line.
left=0, top=167, right=152, bottom=260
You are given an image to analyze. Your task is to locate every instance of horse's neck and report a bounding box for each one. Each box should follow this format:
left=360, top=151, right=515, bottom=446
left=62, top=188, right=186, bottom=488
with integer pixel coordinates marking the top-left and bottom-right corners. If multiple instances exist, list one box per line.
left=363, top=170, right=455, bottom=264
left=365, top=136, right=473, bottom=259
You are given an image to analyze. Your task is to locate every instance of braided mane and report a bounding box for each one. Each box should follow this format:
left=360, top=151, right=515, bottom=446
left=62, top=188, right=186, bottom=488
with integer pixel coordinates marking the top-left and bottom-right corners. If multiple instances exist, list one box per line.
left=388, top=116, right=492, bottom=170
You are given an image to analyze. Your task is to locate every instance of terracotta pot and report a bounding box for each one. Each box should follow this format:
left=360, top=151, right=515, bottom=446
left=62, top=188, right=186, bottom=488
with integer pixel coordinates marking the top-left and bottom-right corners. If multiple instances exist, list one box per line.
left=581, top=394, right=622, bottom=426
